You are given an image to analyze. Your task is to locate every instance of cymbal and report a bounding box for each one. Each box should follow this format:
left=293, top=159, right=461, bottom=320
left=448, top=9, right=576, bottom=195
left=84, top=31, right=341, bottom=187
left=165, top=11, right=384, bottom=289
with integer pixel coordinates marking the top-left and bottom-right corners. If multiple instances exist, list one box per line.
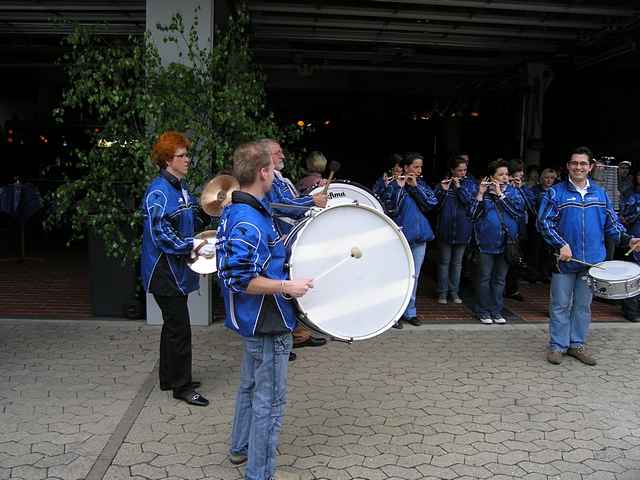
left=200, top=174, right=239, bottom=216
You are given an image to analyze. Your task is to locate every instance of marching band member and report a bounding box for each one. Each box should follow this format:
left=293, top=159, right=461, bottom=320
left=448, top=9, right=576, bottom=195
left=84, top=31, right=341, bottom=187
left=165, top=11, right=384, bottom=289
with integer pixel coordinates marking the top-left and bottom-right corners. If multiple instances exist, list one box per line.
left=469, top=159, right=525, bottom=325
left=216, top=141, right=312, bottom=480
left=538, top=147, right=640, bottom=365
left=434, top=155, right=476, bottom=305
left=260, top=138, right=327, bottom=351
left=296, top=150, right=328, bottom=194
left=141, top=131, right=210, bottom=406
left=617, top=169, right=640, bottom=322
left=384, top=152, right=438, bottom=328
left=259, top=139, right=327, bottom=237
left=372, top=153, right=403, bottom=214
left=504, top=160, right=534, bottom=301
left=527, top=168, right=558, bottom=281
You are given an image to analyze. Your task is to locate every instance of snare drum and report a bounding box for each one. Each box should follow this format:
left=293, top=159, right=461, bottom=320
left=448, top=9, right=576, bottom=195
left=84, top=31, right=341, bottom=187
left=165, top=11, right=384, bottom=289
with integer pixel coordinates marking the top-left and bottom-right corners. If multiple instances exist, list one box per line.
left=586, top=260, right=640, bottom=299
left=285, top=203, right=414, bottom=341
left=308, top=180, right=384, bottom=212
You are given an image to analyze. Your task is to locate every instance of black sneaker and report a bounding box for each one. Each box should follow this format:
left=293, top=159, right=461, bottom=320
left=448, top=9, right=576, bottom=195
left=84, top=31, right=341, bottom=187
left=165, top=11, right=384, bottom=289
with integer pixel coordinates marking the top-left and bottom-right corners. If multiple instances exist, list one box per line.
left=406, top=317, right=421, bottom=326
left=392, top=321, right=403, bottom=329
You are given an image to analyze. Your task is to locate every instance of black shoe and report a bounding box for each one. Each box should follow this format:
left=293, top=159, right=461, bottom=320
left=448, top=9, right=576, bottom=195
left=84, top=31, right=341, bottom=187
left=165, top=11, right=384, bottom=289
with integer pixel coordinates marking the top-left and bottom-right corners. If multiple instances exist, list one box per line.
left=289, top=352, right=297, bottom=361
left=392, top=321, right=403, bottom=329
left=406, top=317, right=421, bottom=326
left=293, top=337, right=327, bottom=348
left=505, top=292, right=524, bottom=301
left=628, top=317, right=640, bottom=323
left=229, top=452, right=248, bottom=465
left=173, top=390, right=209, bottom=406
left=160, top=380, right=201, bottom=392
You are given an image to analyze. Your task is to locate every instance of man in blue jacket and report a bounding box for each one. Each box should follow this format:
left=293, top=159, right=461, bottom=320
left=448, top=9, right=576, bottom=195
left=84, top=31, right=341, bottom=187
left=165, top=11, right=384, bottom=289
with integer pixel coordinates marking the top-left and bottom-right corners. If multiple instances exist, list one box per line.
left=258, top=138, right=327, bottom=351
left=538, top=146, right=640, bottom=366
left=216, top=141, right=313, bottom=480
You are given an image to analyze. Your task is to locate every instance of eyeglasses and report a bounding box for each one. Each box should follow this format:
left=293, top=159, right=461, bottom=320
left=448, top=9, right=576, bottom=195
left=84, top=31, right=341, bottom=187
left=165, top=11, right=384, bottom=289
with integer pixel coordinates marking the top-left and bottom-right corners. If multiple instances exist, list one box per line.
left=568, top=161, right=590, bottom=167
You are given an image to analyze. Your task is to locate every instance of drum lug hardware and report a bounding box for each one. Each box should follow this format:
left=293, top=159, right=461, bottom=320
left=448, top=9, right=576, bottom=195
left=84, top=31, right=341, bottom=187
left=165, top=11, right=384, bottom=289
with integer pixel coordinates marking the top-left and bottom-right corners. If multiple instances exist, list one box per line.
left=331, top=336, right=353, bottom=344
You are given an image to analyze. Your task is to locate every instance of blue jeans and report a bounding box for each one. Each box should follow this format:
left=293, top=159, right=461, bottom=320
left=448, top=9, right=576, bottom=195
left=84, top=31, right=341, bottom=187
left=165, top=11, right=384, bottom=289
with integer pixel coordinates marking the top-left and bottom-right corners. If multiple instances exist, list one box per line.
left=436, top=242, right=466, bottom=295
left=230, top=334, right=292, bottom=480
left=475, top=252, right=509, bottom=318
left=405, top=242, right=427, bottom=318
left=549, top=272, right=592, bottom=352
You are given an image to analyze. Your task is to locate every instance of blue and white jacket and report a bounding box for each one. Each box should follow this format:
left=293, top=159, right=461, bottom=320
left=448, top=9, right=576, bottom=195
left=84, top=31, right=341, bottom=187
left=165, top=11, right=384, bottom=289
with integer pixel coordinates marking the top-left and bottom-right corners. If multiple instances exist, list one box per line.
left=434, top=177, right=476, bottom=245
left=384, top=179, right=438, bottom=245
left=372, top=176, right=400, bottom=217
left=537, top=179, right=630, bottom=273
left=469, top=185, right=524, bottom=254
left=216, top=191, right=297, bottom=337
left=140, top=170, right=199, bottom=295
left=265, top=170, right=314, bottom=236
left=621, top=191, right=640, bottom=238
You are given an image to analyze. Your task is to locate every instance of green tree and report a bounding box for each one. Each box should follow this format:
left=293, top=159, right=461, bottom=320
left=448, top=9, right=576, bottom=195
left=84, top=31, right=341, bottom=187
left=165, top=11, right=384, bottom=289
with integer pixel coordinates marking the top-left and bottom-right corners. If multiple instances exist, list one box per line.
left=49, top=8, right=302, bottom=262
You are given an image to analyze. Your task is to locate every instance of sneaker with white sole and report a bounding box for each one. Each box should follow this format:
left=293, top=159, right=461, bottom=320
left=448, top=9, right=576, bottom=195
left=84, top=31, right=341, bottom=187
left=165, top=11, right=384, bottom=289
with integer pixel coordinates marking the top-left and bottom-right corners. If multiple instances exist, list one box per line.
left=437, top=294, right=447, bottom=304
left=493, top=316, right=507, bottom=324
left=450, top=294, right=463, bottom=304
left=479, top=317, right=493, bottom=324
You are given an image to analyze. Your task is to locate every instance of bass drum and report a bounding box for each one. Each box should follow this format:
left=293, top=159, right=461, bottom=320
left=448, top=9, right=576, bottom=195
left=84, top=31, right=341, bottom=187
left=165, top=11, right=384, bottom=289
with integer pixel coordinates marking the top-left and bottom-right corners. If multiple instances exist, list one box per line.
left=308, top=180, right=384, bottom=212
left=285, top=203, right=414, bottom=341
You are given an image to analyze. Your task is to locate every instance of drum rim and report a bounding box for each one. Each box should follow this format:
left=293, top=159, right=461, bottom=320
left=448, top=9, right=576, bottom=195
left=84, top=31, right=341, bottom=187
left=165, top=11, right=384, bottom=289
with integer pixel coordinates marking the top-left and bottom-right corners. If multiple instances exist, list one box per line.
left=188, top=230, right=218, bottom=274
left=308, top=180, right=383, bottom=212
left=288, top=203, right=415, bottom=341
left=588, top=260, right=640, bottom=280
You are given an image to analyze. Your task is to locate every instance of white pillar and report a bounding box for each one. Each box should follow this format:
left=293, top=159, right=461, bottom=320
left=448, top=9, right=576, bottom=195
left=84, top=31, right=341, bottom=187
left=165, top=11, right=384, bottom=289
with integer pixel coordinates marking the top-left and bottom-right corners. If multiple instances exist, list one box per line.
left=145, top=0, right=216, bottom=326
left=146, top=0, right=214, bottom=66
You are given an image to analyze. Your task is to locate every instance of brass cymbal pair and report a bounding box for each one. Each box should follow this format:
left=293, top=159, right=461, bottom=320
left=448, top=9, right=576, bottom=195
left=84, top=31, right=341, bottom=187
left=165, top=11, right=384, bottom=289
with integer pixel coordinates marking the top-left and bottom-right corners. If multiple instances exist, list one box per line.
left=200, top=174, right=239, bottom=216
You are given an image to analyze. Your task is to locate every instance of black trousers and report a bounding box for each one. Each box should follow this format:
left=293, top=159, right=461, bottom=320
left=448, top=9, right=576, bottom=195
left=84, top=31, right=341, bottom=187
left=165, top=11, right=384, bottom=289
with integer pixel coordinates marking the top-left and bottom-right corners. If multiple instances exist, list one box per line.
left=622, top=294, right=640, bottom=320
left=154, top=294, right=192, bottom=394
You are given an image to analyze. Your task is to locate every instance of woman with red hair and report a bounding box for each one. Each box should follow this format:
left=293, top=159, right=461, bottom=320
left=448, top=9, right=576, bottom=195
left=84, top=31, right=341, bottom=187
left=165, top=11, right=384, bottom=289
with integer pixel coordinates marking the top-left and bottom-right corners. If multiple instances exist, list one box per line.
left=141, top=131, right=212, bottom=406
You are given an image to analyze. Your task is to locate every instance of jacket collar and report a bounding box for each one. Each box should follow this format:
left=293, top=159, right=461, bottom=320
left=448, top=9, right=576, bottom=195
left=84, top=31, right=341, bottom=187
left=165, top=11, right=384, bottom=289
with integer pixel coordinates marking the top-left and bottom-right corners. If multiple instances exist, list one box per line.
left=566, top=177, right=592, bottom=193
left=160, top=169, right=183, bottom=191
left=231, top=190, right=271, bottom=215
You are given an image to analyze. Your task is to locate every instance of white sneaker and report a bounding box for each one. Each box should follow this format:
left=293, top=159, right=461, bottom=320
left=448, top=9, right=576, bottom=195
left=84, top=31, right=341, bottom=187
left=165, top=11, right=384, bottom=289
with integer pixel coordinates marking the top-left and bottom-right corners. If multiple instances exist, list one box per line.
left=493, top=316, right=507, bottom=324
left=450, top=294, right=463, bottom=304
left=437, top=294, right=447, bottom=304
left=479, top=317, right=493, bottom=324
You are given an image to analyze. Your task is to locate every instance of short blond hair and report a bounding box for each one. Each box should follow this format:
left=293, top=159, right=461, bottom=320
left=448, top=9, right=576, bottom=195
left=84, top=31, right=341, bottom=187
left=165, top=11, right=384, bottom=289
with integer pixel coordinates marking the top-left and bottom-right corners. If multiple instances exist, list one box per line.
left=232, top=142, right=270, bottom=186
left=540, top=168, right=557, bottom=180
left=306, top=151, right=327, bottom=173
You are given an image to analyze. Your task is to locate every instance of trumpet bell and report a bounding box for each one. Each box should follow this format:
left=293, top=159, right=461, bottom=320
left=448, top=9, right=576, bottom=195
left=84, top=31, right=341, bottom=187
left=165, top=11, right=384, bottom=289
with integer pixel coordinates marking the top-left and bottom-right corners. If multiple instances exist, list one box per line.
left=200, top=174, right=239, bottom=216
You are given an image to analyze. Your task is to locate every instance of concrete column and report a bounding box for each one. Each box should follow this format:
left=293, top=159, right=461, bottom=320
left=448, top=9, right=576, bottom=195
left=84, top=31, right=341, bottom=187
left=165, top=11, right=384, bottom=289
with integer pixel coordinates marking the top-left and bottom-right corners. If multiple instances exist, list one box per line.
left=522, top=62, right=554, bottom=167
left=146, top=0, right=214, bottom=66
left=145, top=0, right=217, bottom=326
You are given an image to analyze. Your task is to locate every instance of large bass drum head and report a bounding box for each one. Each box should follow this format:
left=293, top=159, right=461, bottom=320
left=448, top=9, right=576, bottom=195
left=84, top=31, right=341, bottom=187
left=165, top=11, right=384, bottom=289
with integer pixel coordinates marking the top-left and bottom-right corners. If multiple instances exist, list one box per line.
left=288, top=204, right=414, bottom=341
left=309, top=180, right=383, bottom=212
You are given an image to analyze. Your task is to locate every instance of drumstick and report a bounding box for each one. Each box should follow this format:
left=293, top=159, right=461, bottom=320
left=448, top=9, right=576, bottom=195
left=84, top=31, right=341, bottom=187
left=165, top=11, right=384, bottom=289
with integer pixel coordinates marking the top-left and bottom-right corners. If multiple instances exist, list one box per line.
left=554, top=254, right=606, bottom=270
left=321, top=160, right=341, bottom=196
left=314, top=247, right=362, bottom=282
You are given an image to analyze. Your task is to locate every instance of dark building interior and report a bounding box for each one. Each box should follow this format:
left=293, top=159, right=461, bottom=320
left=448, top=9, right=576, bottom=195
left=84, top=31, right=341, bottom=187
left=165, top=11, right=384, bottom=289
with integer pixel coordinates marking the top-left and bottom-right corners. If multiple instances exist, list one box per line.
left=0, top=0, right=639, bottom=317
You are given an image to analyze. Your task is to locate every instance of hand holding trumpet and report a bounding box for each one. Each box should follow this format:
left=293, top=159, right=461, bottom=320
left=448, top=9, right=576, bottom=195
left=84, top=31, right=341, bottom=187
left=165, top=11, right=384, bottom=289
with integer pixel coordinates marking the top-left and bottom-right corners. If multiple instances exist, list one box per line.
left=440, top=177, right=452, bottom=191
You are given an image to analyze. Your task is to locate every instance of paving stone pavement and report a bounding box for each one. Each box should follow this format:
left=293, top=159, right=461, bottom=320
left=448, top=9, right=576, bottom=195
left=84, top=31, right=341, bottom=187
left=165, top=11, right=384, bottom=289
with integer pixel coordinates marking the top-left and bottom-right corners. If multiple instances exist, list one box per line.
left=1, top=320, right=640, bottom=480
